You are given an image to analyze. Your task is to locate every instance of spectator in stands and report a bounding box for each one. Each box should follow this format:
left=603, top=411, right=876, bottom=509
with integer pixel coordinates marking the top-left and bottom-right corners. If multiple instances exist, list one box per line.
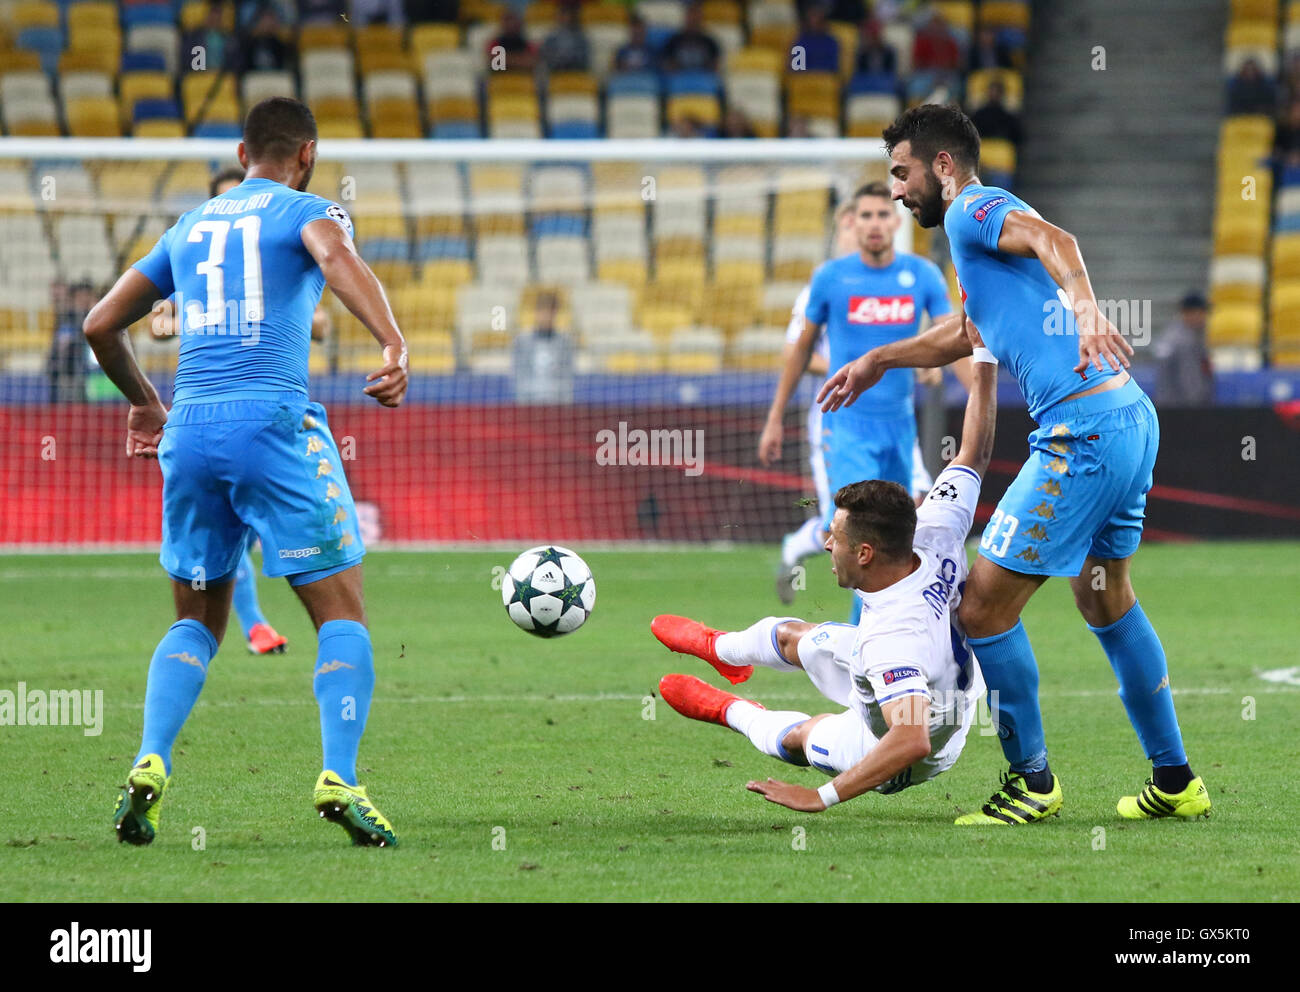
left=662, top=2, right=721, bottom=73
left=540, top=0, right=590, bottom=72
left=969, top=25, right=1014, bottom=71
left=969, top=78, right=1022, bottom=146
left=912, top=11, right=962, bottom=78
left=299, top=0, right=346, bottom=25
left=349, top=0, right=404, bottom=25
left=1227, top=58, right=1277, bottom=115
left=721, top=107, right=756, bottom=138
left=854, top=18, right=896, bottom=76
left=793, top=2, right=840, bottom=73
left=49, top=280, right=96, bottom=403
left=404, top=0, right=458, bottom=23
left=238, top=0, right=292, bottom=27
left=615, top=14, right=656, bottom=73
left=486, top=8, right=538, bottom=72
left=240, top=4, right=294, bottom=73
left=181, top=2, right=240, bottom=72
left=1274, top=98, right=1300, bottom=166
left=1154, top=292, right=1214, bottom=407
left=513, top=292, right=575, bottom=405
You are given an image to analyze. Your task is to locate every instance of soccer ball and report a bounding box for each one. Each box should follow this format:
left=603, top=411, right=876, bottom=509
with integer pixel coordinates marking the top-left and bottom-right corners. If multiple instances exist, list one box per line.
left=501, top=546, right=596, bottom=637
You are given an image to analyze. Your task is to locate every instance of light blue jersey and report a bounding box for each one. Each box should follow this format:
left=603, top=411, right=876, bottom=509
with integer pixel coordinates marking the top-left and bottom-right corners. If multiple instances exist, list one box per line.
left=945, top=183, right=1124, bottom=422
left=133, top=177, right=352, bottom=404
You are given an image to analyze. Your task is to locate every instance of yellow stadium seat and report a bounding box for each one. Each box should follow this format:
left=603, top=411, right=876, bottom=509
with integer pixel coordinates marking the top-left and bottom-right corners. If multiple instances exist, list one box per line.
left=1207, top=302, right=1263, bottom=347
left=979, top=1, right=1031, bottom=30
left=981, top=137, right=1017, bottom=173
left=1272, top=234, right=1300, bottom=279
left=182, top=74, right=240, bottom=123
left=11, top=119, right=60, bottom=135
left=700, top=0, right=742, bottom=25
left=548, top=71, right=598, bottom=96
left=665, top=349, right=724, bottom=374
left=714, top=214, right=764, bottom=238
left=371, top=106, right=423, bottom=139
left=313, top=96, right=361, bottom=121
left=68, top=22, right=122, bottom=55
left=134, top=119, right=185, bottom=137
left=180, top=0, right=235, bottom=31
left=411, top=23, right=460, bottom=60
left=785, top=71, right=840, bottom=114
left=598, top=258, right=648, bottom=288
left=639, top=305, right=693, bottom=339
left=318, top=119, right=365, bottom=138
left=13, top=1, right=59, bottom=30
left=934, top=1, right=976, bottom=32
left=1221, top=115, right=1274, bottom=150
left=299, top=24, right=351, bottom=50
left=1232, top=0, right=1278, bottom=22
left=419, top=258, right=473, bottom=287
left=358, top=48, right=414, bottom=75
left=119, top=71, right=174, bottom=125
left=68, top=2, right=118, bottom=33
left=1213, top=214, right=1267, bottom=256
left=666, top=93, right=721, bottom=128
left=414, top=214, right=467, bottom=238
left=67, top=97, right=122, bottom=136
left=60, top=48, right=119, bottom=74
left=580, top=2, right=627, bottom=25
left=727, top=47, right=782, bottom=74
left=429, top=95, right=479, bottom=122
left=749, top=24, right=796, bottom=54
left=827, top=20, right=857, bottom=79
left=488, top=95, right=539, bottom=123
left=1226, top=20, right=1278, bottom=49
left=357, top=23, right=406, bottom=53
left=967, top=68, right=1024, bottom=110
left=461, top=0, right=505, bottom=24
left=1, top=49, right=42, bottom=72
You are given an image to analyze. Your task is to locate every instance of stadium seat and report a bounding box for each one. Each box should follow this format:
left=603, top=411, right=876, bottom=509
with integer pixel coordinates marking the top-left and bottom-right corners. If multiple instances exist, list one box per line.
left=67, top=95, right=122, bottom=136
left=59, top=70, right=114, bottom=107
left=60, top=48, right=119, bottom=74
left=1209, top=255, right=1265, bottom=307
left=979, top=1, right=1031, bottom=31
left=1207, top=301, right=1263, bottom=348
left=593, top=213, right=648, bottom=262
left=607, top=93, right=660, bottom=138
left=181, top=73, right=239, bottom=124
left=477, top=235, right=531, bottom=285
left=665, top=328, right=725, bottom=373
left=589, top=327, right=662, bottom=373
left=966, top=68, right=1024, bottom=111
left=934, top=1, right=976, bottom=36
left=1233, top=0, right=1279, bottom=21
left=729, top=326, right=786, bottom=369
left=16, top=25, right=64, bottom=73
left=298, top=24, right=350, bottom=51
left=1271, top=233, right=1300, bottom=280
left=127, top=24, right=180, bottom=76
left=571, top=282, right=635, bottom=338
left=120, top=50, right=166, bottom=73
left=980, top=137, right=1017, bottom=176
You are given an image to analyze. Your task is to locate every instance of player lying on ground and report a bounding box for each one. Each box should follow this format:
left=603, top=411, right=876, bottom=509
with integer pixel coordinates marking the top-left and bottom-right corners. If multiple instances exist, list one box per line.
left=759, top=182, right=954, bottom=626
left=651, top=321, right=997, bottom=813
left=773, top=197, right=970, bottom=607
left=83, top=97, right=407, bottom=847
left=820, top=104, right=1209, bottom=823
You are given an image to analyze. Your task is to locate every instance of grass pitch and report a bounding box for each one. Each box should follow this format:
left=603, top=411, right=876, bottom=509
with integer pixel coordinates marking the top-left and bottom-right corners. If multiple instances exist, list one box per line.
left=1, top=542, right=1297, bottom=902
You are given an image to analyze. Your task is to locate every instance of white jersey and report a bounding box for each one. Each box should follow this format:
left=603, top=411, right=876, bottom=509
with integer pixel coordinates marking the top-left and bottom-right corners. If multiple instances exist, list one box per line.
left=846, top=464, right=984, bottom=753
left=785, top=284, right=830, bottom=449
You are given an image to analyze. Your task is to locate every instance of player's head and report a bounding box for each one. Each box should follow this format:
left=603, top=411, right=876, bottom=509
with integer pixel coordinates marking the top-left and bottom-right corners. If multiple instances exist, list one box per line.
left=846, top=181, right=898, bottom=257
left=825, top=480, right=917, bottom=589
left=238, top=97, right=318, bottom=192
left=209, top=166, right=246, bottom=198
left=882, top=104, right=981, bottom=228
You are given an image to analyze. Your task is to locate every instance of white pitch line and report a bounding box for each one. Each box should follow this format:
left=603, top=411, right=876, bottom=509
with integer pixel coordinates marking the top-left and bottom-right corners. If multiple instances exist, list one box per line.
left=87, top=685, right=1298, bottom=710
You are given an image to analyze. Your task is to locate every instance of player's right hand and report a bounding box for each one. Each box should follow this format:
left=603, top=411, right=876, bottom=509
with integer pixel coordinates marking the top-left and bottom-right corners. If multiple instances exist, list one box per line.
left=758, top=418, right=783, bottom=465
left=818, top=352, right=885, bottom=412
left=364, top=344, right=408, bottom=407
left=126, top=402, right=167, bottom=458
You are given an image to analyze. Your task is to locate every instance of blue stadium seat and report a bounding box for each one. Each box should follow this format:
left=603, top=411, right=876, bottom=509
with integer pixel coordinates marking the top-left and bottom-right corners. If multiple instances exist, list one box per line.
left=606, top=72, right=660, bottom=97
left=357, top=237, right=410, bottom=261
left=665, top=70, right=720, bottom=96
left=532, top=214, right=587, bottom=237
left=133, top=98, right=182, bottom=122
left=18, top=27, right=65, bottom=73
left=1275, top=214, right=1300, bottom=232
left=847, top=72, right=899, bottom=96
left=192, top=122, right=242, bottom=138
left=1281, top=165, right=1300, bottom=187
left=645, top=26, right=674, bottom=52
left=431, top=121, right=482, bottom=139
left=416, top=236, right=471, bottom=261
left=121, top=51, right=168, bottom=73
left=997, top=28, right=1028, bottom=52
left=122, top=4, right=177, bottom=29
left=549, top=120, right=600, bottom=139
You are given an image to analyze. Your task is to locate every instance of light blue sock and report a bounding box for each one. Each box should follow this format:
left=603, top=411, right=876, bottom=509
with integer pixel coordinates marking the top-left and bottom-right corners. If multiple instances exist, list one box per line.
left=1089, top=602, right=1187, bottom=767
left=231, top=547, right=267, bottom=639
left=968, top=620, right=1048, bottom=774
left=137, top=619, right=218, bottom=775
left=313, top=619, right=375, bottom=786
left=848, top=592, right=863, bottom=625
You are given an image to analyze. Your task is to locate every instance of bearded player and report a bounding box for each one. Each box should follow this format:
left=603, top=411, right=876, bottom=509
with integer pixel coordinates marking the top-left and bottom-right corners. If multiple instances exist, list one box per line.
left=83, top=98, right=407, bottom=846
left=761, top=182, right=953, bottom=624
left=652, top=319, right=997, bottom=812
left=821, top=104, right=1209, bottom=824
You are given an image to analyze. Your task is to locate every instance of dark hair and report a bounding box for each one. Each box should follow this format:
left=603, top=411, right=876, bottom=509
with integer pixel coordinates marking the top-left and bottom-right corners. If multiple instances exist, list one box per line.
left=852, top=180, right=892, bottom=203
left=242, top=97, right=317, bottom=164
left=209, top=166, right=246, bottom=197
left=833, top=480, right=916, bottom=561
left=882, top=104, right=981, bottom=172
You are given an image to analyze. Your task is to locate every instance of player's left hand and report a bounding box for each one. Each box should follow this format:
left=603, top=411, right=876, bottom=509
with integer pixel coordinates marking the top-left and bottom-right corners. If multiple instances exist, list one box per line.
left=126, top=402, right=167, bottom=458
left=364, top=344, right=408, bottom=407
left=746, top=778, right=826, bottom=812
left=1073, top=300, right=1132, bottom=377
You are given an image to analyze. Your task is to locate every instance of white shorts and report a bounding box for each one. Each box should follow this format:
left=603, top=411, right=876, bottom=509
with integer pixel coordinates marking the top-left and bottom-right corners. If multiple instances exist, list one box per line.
left=795, top=621, right=976, bottom=795
left=912, top=438, right=933, bottom=499
left=808, top=401, right=831, bottom=523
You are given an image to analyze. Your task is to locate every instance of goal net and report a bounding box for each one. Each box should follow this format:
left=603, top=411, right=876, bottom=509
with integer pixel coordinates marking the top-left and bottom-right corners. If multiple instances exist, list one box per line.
left=0, top=137, right=906, bottom=550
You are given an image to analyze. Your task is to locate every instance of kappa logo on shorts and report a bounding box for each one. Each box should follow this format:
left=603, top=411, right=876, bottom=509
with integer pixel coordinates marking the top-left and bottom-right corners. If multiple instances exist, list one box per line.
left=279, top=546, right=321, bottom=559
left=882, top=666, right=922, bottom=685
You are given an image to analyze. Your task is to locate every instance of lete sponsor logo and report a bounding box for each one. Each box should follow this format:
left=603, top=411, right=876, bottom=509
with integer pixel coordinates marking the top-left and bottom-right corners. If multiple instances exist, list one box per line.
left=847, top=295, right=915, bottom=325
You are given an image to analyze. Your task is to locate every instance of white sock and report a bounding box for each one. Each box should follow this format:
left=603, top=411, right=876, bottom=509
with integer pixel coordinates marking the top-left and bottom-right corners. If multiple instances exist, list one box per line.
left=781, top=516, right=827, bottom=568
left=725, top=702, right=812, bottom=763
left=716, top=616, right=799, bottom=670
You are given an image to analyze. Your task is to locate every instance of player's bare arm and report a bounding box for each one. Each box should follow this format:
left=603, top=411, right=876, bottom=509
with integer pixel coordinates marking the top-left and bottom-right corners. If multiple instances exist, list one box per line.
left=82, top=268, right=169, bottom=457
left=818, top=310, right=970, bottom=413
left=995, top=210, right=1133, bottom=376
left=947, top=320, right=997, bottom=477
left=301, top=217, right=408, bottom=407
left=782, top=338, right=828, bottom=377
left=759, top=316, right=822, bottom=465
left=746, top=693, right=932, bottom=811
